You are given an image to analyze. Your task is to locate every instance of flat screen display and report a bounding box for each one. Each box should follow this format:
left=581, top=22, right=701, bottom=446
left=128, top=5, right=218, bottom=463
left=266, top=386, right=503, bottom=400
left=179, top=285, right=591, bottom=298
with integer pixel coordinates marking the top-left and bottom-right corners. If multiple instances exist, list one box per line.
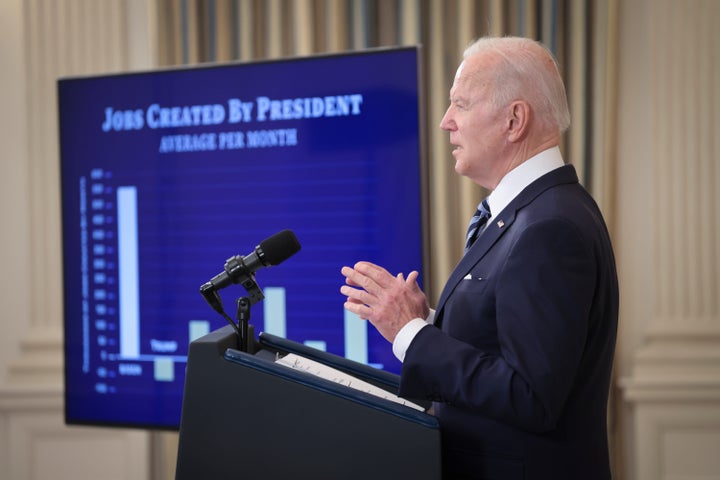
left=60, top=47, right=425, bottom=429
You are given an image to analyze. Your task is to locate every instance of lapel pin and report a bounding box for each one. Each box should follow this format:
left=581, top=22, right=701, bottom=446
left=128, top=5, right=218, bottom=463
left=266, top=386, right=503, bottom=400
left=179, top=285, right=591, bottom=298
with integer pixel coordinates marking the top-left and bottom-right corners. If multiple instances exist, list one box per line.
left=497, top=220, right=505, bottom=228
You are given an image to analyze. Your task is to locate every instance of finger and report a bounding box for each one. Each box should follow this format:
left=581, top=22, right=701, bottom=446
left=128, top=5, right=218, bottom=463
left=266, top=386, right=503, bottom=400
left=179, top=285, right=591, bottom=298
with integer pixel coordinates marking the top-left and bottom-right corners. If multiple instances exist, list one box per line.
left=340, top=285, right=375, bottom=306
left=341, top=266, right=365, bottom=288
left=344, top=297, right=366, bottom=309
left=345, top=264, right=384, bottom=295
left=341, top=265, right=356, bottom=279
left=354, top=262, right=395, bottom=289
left=344, top=276, right=362, bottom=287
left=343, top=301, right=371, bottom=320
left=354, top=261, right=391, bottom=277
left=406, top=271, right=427, bottom=299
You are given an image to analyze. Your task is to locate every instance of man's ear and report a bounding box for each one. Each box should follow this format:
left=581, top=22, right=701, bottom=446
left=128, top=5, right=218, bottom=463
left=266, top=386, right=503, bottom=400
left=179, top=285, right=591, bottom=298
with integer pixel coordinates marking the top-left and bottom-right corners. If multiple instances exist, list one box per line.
left=507, top=101, right=531, bottom=142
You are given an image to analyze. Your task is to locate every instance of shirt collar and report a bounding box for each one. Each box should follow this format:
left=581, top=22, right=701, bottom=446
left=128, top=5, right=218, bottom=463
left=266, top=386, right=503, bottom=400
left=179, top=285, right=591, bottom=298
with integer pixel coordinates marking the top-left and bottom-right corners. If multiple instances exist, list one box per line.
left=486, top=146, right=565, bottom=220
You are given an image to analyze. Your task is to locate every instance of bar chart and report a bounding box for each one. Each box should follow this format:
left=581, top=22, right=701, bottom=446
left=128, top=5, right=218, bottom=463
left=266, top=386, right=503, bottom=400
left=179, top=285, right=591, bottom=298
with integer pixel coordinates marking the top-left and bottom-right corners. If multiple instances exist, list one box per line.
left=84, top=176, right=382, bottom=397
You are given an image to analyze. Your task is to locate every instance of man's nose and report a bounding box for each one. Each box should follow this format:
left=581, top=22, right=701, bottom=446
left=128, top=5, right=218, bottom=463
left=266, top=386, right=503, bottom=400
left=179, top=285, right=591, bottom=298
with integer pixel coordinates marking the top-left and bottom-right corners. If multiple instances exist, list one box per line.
left=439, top=108, right=454, bottom=130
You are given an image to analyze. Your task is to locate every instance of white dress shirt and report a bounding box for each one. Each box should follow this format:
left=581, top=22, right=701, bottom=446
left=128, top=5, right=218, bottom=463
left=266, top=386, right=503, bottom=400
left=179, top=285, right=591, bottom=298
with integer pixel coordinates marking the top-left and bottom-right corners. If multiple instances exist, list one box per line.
left=392, top=146, right=565, bottom=362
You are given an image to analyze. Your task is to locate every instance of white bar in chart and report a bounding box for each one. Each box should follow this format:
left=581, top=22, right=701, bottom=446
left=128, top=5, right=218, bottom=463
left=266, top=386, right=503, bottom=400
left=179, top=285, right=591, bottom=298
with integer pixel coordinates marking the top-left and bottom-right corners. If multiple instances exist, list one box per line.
left=117, top=186, right=140, bottom=359
left=344, top=309, right=368, bottom=364
left=263, top=287, right=287, bottom=337
left=303, top=340, right=327, bottom=351
left=188, top=320, right=210, bottom=343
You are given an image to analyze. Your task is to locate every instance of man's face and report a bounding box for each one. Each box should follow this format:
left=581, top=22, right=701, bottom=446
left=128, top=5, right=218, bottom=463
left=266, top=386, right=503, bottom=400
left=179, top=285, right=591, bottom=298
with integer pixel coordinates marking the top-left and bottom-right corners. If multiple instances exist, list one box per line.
left=439, top=54, right=507, bottom=189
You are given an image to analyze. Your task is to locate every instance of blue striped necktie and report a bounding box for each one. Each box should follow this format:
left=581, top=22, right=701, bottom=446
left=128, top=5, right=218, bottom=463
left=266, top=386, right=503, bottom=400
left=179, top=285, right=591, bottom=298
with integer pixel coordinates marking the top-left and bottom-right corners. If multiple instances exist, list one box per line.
left=464, top=198, right=491, bottom=252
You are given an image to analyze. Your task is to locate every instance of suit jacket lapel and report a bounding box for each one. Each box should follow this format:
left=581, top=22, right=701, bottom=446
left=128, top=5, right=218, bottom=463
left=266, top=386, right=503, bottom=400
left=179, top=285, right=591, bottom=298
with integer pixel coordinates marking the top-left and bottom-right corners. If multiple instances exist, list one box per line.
left=434, top=207, right=513, bottom=315
left=434, top=165, right=579, bottom=324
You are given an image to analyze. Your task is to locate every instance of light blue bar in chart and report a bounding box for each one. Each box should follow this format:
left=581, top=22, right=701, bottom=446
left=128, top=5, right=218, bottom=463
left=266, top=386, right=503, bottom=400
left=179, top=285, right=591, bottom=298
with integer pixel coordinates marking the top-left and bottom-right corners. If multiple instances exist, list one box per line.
left=188, top=320, right=210, bottom=343
left=117, top=186, right=139, bottom=359
left=263, top=287, right=286, bottom=337
left=344, top=309, right=368, bottom=364
left=303, top=340, right=327, bottom=351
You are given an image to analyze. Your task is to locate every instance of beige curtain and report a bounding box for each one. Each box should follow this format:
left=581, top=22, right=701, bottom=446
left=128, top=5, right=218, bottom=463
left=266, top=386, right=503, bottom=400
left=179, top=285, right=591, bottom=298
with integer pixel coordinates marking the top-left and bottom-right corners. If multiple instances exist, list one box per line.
left=154, top=0, right=618, bottom=302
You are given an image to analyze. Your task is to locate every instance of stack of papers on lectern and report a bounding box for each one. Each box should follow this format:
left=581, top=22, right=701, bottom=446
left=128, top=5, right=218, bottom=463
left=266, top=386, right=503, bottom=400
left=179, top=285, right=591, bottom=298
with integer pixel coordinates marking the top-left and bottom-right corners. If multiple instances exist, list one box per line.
left=276, top=353, right=424, bottom=411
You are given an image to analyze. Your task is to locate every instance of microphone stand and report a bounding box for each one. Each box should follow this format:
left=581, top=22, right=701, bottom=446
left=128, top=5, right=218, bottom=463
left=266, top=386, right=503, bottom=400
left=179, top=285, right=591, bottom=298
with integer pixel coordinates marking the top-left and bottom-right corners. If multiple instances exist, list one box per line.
left=236, top=296, right=253, bottom=353
left=200, top=273, right=264, bottom=353
left=235, top=274, right=263, bottom=353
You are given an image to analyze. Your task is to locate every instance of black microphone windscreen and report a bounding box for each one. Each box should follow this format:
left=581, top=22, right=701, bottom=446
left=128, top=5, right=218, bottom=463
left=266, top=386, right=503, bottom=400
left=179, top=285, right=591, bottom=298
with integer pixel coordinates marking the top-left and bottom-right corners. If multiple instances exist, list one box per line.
left=259, top=230, right=301, bottom=265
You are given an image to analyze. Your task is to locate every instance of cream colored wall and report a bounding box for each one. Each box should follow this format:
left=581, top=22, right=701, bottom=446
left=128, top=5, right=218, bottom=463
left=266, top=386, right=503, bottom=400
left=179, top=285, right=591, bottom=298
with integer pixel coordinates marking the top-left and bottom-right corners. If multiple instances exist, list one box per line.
left=0, top=1, right=155, bottom=478
left=0, top=0, right=31, bottom=390
left=1, top=1, right=718, bottom=479
left=614, top=0, right=720, bottom=479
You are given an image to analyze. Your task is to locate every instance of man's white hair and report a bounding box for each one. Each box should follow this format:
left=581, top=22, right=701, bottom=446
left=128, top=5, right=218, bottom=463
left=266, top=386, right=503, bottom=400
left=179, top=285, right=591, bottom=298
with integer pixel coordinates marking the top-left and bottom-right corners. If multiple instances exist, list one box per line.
left=464, top=36, right=571, bottom=134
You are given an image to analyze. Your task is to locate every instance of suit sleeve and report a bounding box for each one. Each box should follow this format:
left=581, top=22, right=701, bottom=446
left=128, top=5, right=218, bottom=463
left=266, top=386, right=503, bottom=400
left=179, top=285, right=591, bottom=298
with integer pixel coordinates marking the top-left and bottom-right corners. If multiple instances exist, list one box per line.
left=398, top=218, right=596, bottom=433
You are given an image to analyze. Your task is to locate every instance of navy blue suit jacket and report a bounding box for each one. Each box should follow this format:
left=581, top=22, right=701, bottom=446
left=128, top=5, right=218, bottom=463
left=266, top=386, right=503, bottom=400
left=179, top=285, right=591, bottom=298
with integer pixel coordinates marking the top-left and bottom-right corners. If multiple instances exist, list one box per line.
left=399, top=165, right=618, bottom=479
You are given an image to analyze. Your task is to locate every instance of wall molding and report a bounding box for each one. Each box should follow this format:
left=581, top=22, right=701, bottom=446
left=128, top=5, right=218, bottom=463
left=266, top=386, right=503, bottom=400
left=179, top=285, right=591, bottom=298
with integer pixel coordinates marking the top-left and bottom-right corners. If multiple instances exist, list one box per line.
left=0, top=1, right=159, bottom=479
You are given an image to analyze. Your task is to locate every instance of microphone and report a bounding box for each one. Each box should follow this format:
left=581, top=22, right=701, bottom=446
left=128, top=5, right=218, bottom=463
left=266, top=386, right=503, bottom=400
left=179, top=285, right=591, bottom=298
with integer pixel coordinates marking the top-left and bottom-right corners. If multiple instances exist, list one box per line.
left=202, top=229, right=301, bottom=293
left=200, top=229, right=300, bottom=352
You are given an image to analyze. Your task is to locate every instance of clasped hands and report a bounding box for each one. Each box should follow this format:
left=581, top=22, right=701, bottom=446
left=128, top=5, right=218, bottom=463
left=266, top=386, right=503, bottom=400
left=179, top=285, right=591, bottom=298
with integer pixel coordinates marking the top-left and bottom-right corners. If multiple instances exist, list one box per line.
left=340, top=261, right=429, bottom=343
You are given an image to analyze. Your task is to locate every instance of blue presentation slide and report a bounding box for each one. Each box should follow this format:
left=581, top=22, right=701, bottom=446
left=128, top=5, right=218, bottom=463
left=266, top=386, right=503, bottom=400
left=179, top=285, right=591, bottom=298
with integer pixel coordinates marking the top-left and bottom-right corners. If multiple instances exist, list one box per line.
left=59, top=47, right=425, bottom=429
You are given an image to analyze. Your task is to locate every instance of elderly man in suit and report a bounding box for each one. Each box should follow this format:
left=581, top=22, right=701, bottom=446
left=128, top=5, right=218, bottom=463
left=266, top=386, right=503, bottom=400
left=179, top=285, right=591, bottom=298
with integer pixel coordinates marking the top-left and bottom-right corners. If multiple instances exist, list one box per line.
left=341, top=36, right=618, bottom=480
